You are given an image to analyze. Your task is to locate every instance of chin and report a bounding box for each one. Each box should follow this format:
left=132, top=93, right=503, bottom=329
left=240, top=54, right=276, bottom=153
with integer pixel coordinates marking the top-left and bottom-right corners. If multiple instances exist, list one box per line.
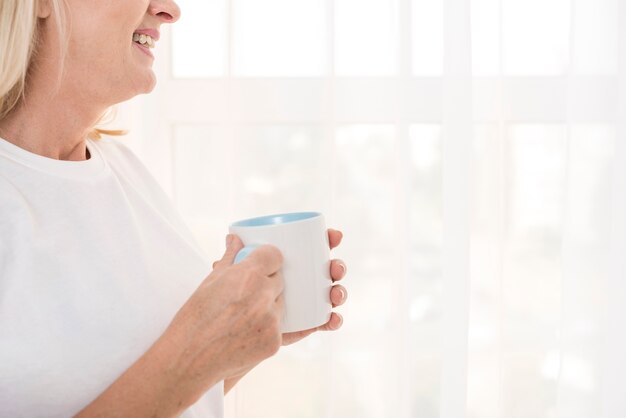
left=139, top=71, right=158, bottom=94
left=137, top=80, right=157, bottom=96
left=116, top=72, right=158, bottom=102
left=127, top=68, right=157, bottom=94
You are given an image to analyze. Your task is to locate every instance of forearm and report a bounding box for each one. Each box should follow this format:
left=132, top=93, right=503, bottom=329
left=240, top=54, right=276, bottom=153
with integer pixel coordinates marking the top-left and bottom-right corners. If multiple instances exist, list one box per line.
left=75, top=332, right=221, bottom=418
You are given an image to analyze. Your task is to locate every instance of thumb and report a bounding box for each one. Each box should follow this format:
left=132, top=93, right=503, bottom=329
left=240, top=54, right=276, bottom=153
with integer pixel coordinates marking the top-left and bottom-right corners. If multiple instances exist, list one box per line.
left=212, top=234, right=245, bottom=270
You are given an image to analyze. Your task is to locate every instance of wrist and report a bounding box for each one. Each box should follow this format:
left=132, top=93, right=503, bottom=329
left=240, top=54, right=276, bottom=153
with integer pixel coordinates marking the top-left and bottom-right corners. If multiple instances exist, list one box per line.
left=151, top=325, right=225, bottom=409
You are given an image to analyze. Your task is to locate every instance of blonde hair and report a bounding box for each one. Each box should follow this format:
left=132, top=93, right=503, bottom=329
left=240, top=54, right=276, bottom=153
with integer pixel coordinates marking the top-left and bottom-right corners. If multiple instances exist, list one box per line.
left=0, top=0, right=126, bottom=140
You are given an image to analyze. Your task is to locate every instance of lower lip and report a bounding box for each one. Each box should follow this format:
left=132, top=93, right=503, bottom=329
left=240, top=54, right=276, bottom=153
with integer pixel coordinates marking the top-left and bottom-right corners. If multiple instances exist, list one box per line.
left=133, top=41, right=154, bottom=59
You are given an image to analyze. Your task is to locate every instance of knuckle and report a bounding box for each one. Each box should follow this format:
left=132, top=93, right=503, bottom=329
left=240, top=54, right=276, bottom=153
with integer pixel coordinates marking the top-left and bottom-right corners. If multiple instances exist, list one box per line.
left=239, top=265, right=253, bottom=280
left=243, top=262, right=263, bottom=277
left=260, top=244, right=283, bottom=264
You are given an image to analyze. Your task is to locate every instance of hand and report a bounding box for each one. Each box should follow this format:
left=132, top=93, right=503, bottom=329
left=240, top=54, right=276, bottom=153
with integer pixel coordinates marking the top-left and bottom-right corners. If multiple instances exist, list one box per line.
left=281, top=228, right=348, bottom=346
left=75, top=237, right=285, bottom=415
left=161, top=236, right=285, bottom=405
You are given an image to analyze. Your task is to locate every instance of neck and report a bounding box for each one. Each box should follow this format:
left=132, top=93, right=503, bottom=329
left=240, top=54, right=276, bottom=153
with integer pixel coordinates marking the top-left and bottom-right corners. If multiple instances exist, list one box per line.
left=0, top=83, right=106, bottom=162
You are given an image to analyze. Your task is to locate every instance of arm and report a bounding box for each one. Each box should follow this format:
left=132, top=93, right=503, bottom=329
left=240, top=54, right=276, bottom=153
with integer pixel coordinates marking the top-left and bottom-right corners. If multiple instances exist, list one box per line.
left=76, top=240, right=285, bottom=417
left=75, top=330, right=220, bottom=418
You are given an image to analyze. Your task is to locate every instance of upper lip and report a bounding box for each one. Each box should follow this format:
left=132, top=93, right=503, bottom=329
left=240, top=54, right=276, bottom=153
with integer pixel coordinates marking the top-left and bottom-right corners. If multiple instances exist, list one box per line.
left=133, top=28, right=160, bottom=41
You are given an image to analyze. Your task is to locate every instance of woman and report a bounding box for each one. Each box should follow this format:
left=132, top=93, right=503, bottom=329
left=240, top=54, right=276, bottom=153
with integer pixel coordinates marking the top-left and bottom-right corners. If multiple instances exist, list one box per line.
left=0, top=0, right=348, bottom=417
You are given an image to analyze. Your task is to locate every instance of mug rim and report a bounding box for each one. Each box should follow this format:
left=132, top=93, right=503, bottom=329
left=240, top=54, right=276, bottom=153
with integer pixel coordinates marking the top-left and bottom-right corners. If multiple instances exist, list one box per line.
left=230, top=211, right=321, bottom=227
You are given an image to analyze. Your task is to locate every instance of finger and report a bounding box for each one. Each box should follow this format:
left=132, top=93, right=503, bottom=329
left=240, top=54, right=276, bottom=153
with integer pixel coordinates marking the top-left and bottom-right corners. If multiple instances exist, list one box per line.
left=241, top=244, right=284, bottom=276
left=212, top=234, right=245, bottom=270
left=281, top=311, right=343, bottom=345
left=316, top=312, right=343, bottom=332
left=281, top=328, right=317, bottom=346
left=330, top=259, right=347, bottom=282
left=327, top=229, right=343, bottom=250
left=330, top=284, right=347, bottom=308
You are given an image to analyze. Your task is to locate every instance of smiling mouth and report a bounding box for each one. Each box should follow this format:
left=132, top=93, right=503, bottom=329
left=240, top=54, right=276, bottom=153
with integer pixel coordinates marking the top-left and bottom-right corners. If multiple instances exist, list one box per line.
left=132, top=33, right=156, bottom=48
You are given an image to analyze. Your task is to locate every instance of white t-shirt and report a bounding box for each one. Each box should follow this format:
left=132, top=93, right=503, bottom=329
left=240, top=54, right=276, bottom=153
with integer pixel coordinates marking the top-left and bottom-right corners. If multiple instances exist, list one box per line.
left=0, top=136, right=223, bottom=417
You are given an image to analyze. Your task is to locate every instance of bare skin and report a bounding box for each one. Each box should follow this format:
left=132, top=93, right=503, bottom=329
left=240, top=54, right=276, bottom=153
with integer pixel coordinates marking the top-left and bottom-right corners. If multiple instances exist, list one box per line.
left=0, top=0, right=348, bottom=415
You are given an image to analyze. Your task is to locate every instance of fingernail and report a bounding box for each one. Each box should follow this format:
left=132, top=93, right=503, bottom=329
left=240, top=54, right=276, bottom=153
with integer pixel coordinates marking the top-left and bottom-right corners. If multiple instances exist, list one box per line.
left=339, top=287, right=346, bottom=300
left=225, top=234, right=233, bottom=247
left=339, top=262, right=347, bottom=275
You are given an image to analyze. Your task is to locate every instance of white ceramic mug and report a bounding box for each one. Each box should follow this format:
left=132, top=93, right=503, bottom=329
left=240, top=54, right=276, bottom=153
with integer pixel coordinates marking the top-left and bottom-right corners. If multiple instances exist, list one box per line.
left=229, top=212, right=332, bottom=333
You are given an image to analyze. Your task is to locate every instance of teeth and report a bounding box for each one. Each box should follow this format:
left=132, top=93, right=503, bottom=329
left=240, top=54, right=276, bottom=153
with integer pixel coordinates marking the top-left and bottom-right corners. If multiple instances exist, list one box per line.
left=132, top=33, right=156, bottom=48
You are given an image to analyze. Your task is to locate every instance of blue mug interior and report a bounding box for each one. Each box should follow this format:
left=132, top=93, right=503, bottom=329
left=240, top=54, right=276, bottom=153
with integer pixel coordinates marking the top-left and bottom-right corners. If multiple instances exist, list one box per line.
left=231, top=211, right=320, bottom=228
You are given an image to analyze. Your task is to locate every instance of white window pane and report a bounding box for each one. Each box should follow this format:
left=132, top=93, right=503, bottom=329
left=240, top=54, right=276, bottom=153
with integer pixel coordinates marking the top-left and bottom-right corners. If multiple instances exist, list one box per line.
left=503, top=0, right=570, bottom=75
left=502, top=352, right=559, bottom=418
left=468, top=124, right=506, bottom=418
left=335, top=0, right=398, bottom=76
left=509, top=125, right=567, bottom=235
left=331, top=125, right=401, bottom=416
left=233, top=0, right=327, bottom=76
left=334, top=125, right=395, bottom=284
left=502, top=124, right=566, bottom=417
left=557, top=125, right=614, bottom=417
left=409, top=125, right=442, bottom=267
left=172, top=0, right=227, bottom=78
left=568, top=125, right=614, bottom=245
left=469, top=124, right=611, bottom=418
left=409, top=124, right=443, bottom=328
left=471, top=0, right=501, bottom=75
left=409, top=125, right=443, bottom=418
left=412, top=0, right=443, bottom=76
left=231, top=126, right=329, bottom=217
left=331, top=314, right=402, bottom=417
left=235, top=339, right=331, bottom=417
left=572, top=0, right=619, bottom=74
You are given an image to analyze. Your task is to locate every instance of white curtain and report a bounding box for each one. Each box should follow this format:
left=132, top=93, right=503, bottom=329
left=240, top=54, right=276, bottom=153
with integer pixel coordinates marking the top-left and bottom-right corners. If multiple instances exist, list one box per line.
left=109, top=0, right=625, bottom=416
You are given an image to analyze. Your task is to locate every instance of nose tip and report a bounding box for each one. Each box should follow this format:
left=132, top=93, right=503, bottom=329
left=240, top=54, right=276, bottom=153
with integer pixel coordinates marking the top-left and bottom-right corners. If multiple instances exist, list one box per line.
left=149, top=0, right=181, bottom=24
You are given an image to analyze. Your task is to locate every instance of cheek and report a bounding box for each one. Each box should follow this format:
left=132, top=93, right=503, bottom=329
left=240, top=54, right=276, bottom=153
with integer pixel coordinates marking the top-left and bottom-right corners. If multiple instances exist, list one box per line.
left=69, top=35, right=126, bottom=77
left=64, top=34, right=140, bottom=98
